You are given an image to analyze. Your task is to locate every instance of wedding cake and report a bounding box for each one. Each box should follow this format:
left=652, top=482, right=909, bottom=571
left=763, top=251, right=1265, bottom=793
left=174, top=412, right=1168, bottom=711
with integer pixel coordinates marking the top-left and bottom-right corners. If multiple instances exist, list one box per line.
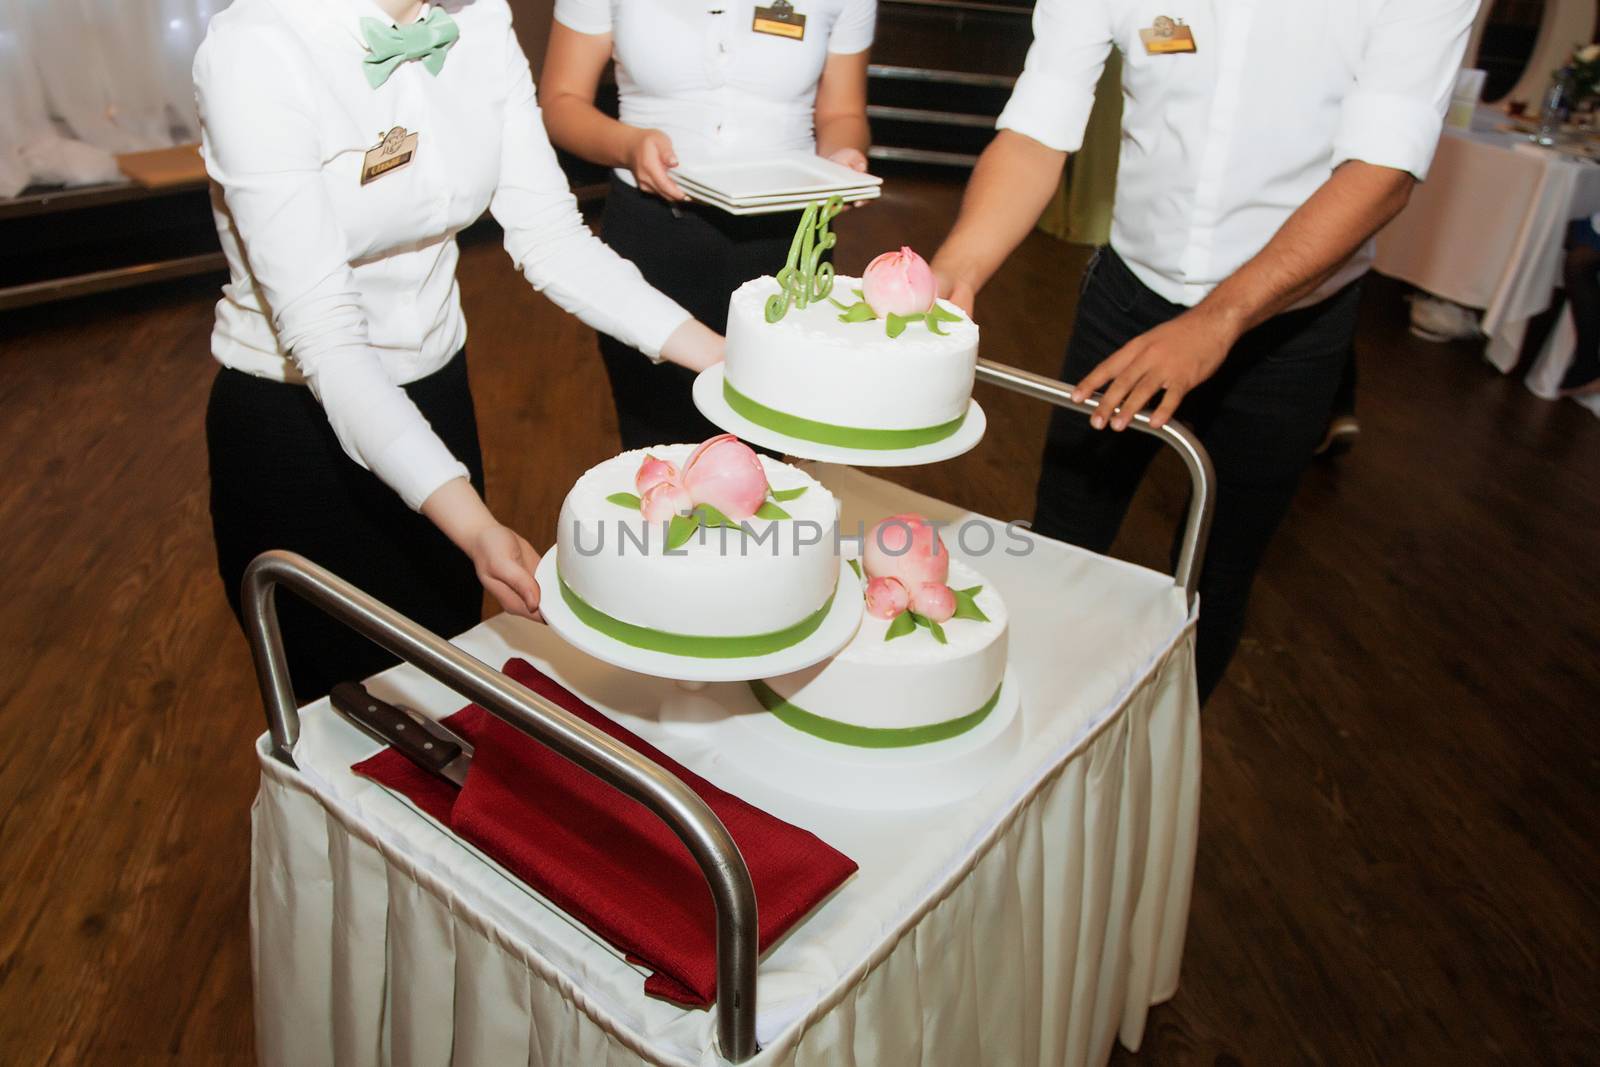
left=554, top=436, right=840, bottom=657
left=754, top=514, right=1009, bottom=747
left=721, top=200, right=979, bottom=451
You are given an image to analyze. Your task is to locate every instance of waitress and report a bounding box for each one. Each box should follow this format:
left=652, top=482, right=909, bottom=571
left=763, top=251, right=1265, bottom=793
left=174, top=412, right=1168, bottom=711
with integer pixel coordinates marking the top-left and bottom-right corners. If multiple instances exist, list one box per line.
left=540, top=0, right=875, bottom=448
left=194, top=0, right=722, bottom=701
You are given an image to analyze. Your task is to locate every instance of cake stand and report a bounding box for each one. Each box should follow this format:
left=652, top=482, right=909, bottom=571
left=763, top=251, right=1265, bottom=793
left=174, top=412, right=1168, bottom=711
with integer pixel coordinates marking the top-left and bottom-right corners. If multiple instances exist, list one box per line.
left=693, top=364, right=987, bottom=467
left=535, top=550, right=864, bottom=684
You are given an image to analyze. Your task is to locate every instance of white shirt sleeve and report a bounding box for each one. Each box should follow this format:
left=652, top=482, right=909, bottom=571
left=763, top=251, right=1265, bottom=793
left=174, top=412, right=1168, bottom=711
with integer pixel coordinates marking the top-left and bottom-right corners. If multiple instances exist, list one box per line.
left=1331, top=0, right=1479, bottom=181
left=553, top=0, right=611, bottom=36
left=829, top=0, right=877, bottom=55
left=993, top=0, right=1114, bottom=154
left=194, top=25, right=469, bottom=512
left=489, top=16, right=691, bottom=363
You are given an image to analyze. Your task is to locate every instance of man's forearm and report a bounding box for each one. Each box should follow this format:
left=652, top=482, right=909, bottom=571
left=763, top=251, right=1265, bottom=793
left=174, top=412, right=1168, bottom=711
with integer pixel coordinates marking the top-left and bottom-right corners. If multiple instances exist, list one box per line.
left=1199, top=161, right=1415, bottom=337
left=816, top=113, right=870, bottom=160
left=933, top=130, right=1069, bottom=299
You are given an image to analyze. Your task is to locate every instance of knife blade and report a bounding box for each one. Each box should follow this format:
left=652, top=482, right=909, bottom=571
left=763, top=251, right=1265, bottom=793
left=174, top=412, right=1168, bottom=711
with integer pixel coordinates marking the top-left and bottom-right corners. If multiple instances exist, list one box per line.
left=330, top=681, right=473, bottom=788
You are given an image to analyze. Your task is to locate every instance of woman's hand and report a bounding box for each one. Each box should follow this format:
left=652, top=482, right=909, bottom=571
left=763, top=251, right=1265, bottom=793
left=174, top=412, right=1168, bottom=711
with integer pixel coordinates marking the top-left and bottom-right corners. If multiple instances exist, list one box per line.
left=628, top=128, right=688, bottom=201
left=422, top=477, right=543, bottom=620
left=466, top=522, right=544, bottom=620
left=825, top=147, right=868, bottom=173
left=659, top=319, right=724, bottom=373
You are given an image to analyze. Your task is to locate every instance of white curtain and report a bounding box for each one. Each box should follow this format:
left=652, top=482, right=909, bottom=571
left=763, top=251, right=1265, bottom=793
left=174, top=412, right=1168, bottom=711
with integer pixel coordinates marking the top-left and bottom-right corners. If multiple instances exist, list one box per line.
left=0, top=0, right=229, bottom=196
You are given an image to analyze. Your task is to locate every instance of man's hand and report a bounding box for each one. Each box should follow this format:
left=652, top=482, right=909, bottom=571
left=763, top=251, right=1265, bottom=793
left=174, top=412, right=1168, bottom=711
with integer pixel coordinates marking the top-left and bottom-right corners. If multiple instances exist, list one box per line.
left=1072, top=304, right=1241, bottom=431
left=627, top=128, right=687, bottom=201
left=936, top=270, right=977, bottom=317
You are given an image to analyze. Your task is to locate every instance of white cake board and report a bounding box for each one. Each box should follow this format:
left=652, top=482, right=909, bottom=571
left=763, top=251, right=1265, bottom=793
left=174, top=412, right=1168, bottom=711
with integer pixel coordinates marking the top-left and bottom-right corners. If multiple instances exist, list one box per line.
left=693, top=364, right=987, bottom=467
left=536, top=550, right=864, bottom=684
left=658, top=668, right=1025, bottom=811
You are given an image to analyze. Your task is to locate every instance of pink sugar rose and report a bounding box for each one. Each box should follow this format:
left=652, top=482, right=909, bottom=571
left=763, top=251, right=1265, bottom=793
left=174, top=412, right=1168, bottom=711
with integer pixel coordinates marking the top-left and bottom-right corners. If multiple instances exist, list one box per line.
left=682, top=433, right=770, bottom=520
left=910, top=582, right=956, bottom=624
left=640, top=480, right=693, bottom=522
left=865, top=576, right=910, bottom=620
left=864, top=513, right=949, bottom=590
left=635, top=455, right=679, bottom=497
left=862, top=246, right=937, bottom=318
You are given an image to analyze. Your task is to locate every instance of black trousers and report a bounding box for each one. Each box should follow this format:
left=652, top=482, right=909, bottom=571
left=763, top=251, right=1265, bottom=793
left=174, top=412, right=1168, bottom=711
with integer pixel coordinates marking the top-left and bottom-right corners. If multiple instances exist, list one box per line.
left=1033, top=249, right=1360, bottom=702
left=207, top=350, right=485, bottom=704
left=597, top=176, right=796, bottom=450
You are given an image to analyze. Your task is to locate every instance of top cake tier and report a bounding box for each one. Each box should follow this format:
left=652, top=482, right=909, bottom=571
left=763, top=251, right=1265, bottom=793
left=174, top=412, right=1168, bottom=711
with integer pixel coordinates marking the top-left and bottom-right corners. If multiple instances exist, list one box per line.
left=723, top=275, right=980, bottom=443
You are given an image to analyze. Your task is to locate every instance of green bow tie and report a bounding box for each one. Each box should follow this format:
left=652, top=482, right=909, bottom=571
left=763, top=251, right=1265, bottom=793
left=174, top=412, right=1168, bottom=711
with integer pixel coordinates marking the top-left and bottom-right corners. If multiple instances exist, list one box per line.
left=360, top=8, right=459, bottom=89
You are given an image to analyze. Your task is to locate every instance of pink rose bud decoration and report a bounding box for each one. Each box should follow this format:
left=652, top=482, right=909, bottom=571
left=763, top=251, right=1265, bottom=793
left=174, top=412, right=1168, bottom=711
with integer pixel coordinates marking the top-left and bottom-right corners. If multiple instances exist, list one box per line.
left=635, top=455, right=679, bottom=497
left=862, top=246, right=937, bottom=318
left=682, top=433, right=770, bottom=520
left=910, top=582, right=956, bottom=624
left=864, top=513, right=950, bottom=590
left=640, top=480, right=693, bottom=523
left=865, top=576, right=910, bottom=620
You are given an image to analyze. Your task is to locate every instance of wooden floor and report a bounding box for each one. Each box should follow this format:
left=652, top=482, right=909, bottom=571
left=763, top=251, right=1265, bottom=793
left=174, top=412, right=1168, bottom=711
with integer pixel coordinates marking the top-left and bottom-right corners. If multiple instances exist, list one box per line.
left=2, top=174, right=1596, bottom=1064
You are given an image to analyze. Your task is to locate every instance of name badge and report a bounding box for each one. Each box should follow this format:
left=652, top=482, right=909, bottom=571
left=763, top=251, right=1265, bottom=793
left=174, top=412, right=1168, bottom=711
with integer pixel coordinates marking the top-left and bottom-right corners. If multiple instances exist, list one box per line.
left=1140, top=16, right=1197, bottom=55
left=753, top=1, right=805, bottom=41
left=361, top=126, right=419, bottom=186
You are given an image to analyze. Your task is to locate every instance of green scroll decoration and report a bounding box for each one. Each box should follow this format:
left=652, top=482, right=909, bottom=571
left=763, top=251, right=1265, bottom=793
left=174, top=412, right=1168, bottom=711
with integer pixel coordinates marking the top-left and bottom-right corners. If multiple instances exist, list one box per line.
left=765, top=196, right=844, bottom=323
left=558, top=574, right=836, bottom=658
left=750, top=679, right=1003, bottom=748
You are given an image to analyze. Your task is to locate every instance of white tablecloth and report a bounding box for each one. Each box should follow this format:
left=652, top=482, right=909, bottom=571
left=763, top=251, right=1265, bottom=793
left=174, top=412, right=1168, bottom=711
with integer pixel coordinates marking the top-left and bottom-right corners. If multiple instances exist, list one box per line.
left=251, top=466, right=1200, bottom=1066
left=1374, top=114, right=1600, bottom=374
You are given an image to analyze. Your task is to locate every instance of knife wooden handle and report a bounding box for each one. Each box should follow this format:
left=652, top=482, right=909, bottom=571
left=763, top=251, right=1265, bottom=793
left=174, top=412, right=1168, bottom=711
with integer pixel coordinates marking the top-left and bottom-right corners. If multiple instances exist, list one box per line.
left=330, top=682, right=462, bottom=778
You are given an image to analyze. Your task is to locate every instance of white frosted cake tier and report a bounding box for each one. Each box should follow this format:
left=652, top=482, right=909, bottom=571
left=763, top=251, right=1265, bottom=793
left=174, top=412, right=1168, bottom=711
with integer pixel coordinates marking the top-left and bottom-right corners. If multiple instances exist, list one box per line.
left=555, top=446, right=841, bottom=650
left=756, top=558, right=1008, bottom=746
left=723, top=275, right=979, bottom=447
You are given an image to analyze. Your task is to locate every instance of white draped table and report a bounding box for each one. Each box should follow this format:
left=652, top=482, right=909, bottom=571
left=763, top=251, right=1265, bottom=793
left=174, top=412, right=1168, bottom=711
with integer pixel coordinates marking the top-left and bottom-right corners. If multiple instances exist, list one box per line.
left=251, top=465, right=1201, bottom=1067
left=1374, top=111, right=1600, bottom=416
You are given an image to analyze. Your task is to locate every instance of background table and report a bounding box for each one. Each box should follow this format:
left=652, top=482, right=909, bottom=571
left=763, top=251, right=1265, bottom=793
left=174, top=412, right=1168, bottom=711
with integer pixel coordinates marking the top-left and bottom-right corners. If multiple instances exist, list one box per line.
left=250, top=466, right=1201, bottom=1067
left=1374, top=111, right=1600, bottom=379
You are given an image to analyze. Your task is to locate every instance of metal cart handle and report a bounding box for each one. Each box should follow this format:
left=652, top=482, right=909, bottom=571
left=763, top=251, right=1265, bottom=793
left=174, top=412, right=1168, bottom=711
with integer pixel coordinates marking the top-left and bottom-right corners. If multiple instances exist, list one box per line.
left=242, top=551, right=761, bottom=1063
left=976, top=359, right=1216, bottom=609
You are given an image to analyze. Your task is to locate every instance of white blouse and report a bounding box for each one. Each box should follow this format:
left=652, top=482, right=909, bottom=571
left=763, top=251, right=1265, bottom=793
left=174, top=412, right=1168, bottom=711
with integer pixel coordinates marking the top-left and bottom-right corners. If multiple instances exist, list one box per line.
left=997, top=0, right=1477, bottom=309
left=195, top=0, right=690, bottom=510
left=554, top=0, right=876, bottom=186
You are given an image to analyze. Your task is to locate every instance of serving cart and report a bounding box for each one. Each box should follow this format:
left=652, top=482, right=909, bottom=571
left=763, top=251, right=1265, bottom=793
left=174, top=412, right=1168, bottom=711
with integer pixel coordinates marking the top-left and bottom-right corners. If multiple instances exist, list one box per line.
left=246, top=359, right=1214, bottom=1066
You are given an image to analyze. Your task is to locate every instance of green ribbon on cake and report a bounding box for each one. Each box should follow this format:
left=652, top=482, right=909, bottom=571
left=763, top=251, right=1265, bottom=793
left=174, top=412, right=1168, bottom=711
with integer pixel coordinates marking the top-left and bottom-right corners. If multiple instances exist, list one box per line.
left=749, top=679, right=1002, bottom=748
left=558, top=574, right=835, bottom=658
left=724, top=379, right=966, bottom=450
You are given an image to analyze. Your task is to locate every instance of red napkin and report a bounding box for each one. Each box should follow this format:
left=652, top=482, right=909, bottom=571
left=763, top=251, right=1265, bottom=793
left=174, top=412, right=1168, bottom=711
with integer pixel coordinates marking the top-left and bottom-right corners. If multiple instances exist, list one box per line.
left=352, top=658, right=858, bottom=1007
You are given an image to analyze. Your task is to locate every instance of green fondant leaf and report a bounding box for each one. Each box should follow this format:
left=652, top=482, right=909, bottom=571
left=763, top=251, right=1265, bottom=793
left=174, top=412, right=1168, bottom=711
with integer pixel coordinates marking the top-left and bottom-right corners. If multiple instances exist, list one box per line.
left=884, top=611, right=917, bottom=642
left=852, top=288, right=865, bottom=301
left=695, top=503, right=741, bottom=530
left=666, top=513, right=701, bottom=550
left=771, top=486, right=808, bottom=502
left=927, top=303, right=964, bottom=323
left=755, top=500, right=791, bottom=520
left=846, top=558, right=863, bottom=581
left=926, top=316, right=948, bottom=336
left=606, top=492, right=642, bottom=511
left=837, top=301, right=877, bottom=324
left=952, top=589, right=989, bottom=623
left=908, top=611, right=950, bottom=644
left=928, top=618, right=948, bottom=644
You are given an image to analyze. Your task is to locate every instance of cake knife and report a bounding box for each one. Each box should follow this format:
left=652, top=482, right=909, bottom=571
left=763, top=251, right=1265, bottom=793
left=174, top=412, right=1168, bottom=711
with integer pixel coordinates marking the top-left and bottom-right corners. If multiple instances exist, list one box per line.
left=330, top=681, right=473, bottom=787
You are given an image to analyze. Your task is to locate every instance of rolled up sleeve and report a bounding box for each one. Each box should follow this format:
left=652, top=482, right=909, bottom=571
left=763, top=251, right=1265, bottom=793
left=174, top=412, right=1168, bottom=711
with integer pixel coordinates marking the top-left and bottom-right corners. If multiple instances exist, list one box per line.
left=194, top=25, right=468, bottom=510
left=490, top=20, right=690, bottom=362
left=994, top=0, right=1114, bottom=154
left=1332, top=0, right=1479, bottom=181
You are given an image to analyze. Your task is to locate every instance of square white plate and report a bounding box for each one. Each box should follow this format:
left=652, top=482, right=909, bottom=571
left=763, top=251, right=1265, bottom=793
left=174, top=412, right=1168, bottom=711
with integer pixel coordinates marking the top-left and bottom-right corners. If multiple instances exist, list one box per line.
left=677, top=177, right=881, bottom=208
left=672, top=152, right=884, bottom=200
left=683, top=187, right=881, bottom=216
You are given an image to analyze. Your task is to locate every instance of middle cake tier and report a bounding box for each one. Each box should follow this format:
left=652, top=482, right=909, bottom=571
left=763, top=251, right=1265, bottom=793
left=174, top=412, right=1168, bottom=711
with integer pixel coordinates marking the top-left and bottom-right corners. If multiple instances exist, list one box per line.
left=555, top=442, right=842, bottom=653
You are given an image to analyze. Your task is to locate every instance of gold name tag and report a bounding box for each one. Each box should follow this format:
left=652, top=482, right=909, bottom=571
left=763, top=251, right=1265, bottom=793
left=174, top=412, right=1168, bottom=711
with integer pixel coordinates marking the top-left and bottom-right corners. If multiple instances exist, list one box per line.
left=753, top=1, right=805, bottom=40
left=361, top=126, right=419, bottom=186
left=1140, top=17, right=1197, bottom=55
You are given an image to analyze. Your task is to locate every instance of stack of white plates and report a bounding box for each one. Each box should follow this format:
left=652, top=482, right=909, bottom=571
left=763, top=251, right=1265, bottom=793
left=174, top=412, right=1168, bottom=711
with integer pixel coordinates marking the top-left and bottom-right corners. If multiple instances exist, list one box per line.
left=673, top=152, right=883, bottom=215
